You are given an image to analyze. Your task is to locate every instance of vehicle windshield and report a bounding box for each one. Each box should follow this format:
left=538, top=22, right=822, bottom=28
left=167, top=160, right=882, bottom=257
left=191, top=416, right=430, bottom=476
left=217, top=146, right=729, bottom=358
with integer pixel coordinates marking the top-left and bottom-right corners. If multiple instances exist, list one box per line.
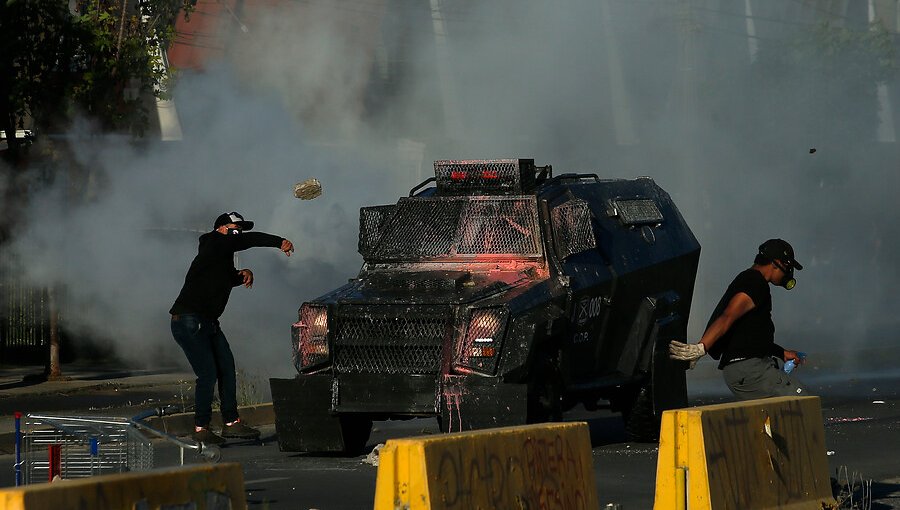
left=360, top=196, right=543, bottom=262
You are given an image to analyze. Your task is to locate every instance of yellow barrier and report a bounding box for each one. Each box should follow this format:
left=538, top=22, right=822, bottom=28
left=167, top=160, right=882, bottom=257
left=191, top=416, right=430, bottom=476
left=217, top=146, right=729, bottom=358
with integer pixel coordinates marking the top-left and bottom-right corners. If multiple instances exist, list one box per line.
left=0, top=462, right=246, bottom=510
left=374, top=422, right=598, bottom=510
left=654, top=396, right=836, bottom=510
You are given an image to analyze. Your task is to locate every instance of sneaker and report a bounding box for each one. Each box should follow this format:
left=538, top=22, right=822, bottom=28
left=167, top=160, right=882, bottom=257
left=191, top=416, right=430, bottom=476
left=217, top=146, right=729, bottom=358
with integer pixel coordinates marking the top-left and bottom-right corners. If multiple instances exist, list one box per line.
left=221, top=419, right=260, bottom=439
left=192, top=427, right=226, bottom=445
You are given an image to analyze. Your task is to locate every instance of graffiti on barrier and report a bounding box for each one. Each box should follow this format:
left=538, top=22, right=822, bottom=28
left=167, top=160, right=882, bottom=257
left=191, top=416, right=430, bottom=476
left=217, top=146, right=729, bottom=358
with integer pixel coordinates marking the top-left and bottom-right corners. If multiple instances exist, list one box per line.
left=434, top=433, right=591, bottom=510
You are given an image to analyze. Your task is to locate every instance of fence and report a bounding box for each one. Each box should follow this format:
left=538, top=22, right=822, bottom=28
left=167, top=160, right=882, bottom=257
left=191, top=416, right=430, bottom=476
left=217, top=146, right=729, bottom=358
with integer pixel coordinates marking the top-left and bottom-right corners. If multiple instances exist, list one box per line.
left=0, top=275, right=51, bottom=365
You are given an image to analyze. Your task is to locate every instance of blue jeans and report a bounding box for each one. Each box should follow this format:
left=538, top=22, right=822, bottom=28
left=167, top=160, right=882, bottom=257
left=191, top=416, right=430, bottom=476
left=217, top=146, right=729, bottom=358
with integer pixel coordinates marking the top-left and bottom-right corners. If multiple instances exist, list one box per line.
left=171, top=314, right=239, bottom=427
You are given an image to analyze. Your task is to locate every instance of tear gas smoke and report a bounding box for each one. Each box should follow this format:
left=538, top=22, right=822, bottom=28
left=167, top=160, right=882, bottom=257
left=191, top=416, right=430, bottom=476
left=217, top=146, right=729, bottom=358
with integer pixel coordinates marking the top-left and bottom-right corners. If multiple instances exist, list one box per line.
left=2, top=0, right=898, bottom=384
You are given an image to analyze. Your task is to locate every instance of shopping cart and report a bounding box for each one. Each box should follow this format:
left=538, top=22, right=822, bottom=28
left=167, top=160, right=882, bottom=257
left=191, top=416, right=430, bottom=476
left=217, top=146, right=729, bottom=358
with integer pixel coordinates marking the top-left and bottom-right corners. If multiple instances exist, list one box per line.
left=13, top=406, right=220, bottom=486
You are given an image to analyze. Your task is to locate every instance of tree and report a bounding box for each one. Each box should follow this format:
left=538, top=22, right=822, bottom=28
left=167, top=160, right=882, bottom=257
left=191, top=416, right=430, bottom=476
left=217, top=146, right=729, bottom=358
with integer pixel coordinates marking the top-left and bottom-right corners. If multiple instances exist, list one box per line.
left=0, top=0, right=190, bottom=163
left=71, top=0, right=189, bottom=137
left=0, top=0, right=80, bottom=164
left=1, top=0, right=190, bottom=377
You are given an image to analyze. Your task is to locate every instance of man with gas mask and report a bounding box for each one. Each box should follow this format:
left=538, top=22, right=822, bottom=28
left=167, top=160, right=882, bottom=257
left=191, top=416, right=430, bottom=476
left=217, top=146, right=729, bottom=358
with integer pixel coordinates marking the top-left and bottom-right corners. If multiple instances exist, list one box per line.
left=669, top=239, right=810, bottom=400
left=170, top=212, right=294, bottom=444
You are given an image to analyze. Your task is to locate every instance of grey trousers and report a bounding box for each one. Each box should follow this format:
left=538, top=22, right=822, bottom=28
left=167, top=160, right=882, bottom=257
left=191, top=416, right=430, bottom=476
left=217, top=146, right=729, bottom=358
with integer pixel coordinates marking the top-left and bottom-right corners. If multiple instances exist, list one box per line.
left=722, top=357, right=811, bottom=401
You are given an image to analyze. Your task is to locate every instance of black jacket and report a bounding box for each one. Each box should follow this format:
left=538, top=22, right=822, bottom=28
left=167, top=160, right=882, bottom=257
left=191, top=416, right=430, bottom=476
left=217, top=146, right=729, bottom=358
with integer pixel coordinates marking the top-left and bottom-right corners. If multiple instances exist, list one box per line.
left=170, top=231, right=284, bottom=319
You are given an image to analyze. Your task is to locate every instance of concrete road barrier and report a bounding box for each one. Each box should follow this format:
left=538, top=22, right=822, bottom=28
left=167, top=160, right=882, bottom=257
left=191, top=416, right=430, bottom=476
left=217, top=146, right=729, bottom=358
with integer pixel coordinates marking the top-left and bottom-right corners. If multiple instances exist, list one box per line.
left=374, top=422, right=598, bottom=510
left=0, top=462, right=246, bottom=510
left=654, top=396, right=836, bottom=509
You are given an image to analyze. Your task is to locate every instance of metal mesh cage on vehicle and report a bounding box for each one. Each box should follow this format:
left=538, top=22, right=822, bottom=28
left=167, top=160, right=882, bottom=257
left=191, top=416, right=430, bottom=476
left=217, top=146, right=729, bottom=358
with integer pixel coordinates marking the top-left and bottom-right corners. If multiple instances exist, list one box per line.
left=454, top=199, right=541, bottom=255
left=434, top=159, right=536, bottom=195
left=332, top=305, right=450, bottom=374
left=551, top=199, right=596, bottom=260
left=615, top=198, right=663, bottom=225
left=369, top=199, right=464, bottom=259
left=367, top=196, right=542, bottom=261
left=358, top=205, right=396, bottom=258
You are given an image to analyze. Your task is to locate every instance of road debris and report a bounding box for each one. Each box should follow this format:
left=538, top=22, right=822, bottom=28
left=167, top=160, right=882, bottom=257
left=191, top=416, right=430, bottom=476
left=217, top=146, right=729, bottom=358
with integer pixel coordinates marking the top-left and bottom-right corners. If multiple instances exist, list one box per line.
left=362, top=443, right=385, bottom=466
left=825, top=416, right=873, bottom=424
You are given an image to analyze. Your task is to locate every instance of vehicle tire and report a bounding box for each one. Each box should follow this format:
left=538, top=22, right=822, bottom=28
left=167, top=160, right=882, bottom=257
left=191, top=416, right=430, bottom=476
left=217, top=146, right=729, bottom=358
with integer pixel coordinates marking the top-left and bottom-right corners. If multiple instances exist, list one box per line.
left=339, top=416, right=373, bottom=455
left=621, top=384, right=660, bottom=443
left=526, top=355, right=563, bottom=423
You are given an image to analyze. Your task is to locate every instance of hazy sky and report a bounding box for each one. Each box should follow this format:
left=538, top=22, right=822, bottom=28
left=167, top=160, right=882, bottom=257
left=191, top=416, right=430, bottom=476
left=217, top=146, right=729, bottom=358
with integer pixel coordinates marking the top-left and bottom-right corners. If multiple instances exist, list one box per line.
left=3, top=0, right=898, bottom=382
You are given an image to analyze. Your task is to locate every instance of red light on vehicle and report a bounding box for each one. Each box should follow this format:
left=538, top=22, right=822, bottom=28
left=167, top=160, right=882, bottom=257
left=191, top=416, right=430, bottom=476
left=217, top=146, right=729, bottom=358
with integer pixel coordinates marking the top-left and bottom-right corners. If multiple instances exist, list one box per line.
left=434, top=159, right=535, bottom=194
left=469, top=345, right=496, bottom=358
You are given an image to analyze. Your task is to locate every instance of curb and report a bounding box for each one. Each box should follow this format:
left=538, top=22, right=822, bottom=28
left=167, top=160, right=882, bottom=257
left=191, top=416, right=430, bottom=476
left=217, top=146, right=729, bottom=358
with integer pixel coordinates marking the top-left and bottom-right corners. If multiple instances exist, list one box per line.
left=0, top=374, right=194, bottom=400
left=0, top=403, right=275, bottom=455
left=145, top=403, right=276, bottom=437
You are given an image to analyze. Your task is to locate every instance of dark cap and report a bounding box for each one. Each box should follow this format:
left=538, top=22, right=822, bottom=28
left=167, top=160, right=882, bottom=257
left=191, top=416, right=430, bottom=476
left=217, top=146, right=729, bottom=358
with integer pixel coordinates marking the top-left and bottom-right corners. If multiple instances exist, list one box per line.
left=213, top=211, right=254, bottom=231
left=759, top=239, right=802, bottom=270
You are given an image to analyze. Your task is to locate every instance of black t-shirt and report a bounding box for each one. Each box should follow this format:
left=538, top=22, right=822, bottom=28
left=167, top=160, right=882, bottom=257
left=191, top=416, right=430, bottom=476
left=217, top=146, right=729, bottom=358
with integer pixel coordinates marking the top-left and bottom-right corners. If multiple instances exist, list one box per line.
left=170, top=231, right=284, bottom=319
left=706, top=268, right=784, bottom=369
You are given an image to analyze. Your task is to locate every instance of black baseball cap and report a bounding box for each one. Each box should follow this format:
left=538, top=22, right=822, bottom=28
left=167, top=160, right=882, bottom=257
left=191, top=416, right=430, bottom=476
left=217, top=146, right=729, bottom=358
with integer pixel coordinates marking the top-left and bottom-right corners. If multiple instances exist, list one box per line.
left=213, top=211, right=254, bottom=231
left=759, top=239, right=802, bottom=270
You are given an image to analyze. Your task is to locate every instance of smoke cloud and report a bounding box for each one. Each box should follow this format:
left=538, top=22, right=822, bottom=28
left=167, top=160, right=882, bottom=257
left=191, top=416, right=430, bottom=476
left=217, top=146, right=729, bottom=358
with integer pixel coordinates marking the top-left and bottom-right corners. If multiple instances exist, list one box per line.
left=3, top=0, right=898, bottom=388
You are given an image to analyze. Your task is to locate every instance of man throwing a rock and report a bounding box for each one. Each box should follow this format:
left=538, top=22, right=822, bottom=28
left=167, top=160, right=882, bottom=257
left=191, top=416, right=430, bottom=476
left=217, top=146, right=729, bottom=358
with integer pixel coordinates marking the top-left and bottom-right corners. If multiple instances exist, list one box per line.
left=170, top=212, right=294, bottom=443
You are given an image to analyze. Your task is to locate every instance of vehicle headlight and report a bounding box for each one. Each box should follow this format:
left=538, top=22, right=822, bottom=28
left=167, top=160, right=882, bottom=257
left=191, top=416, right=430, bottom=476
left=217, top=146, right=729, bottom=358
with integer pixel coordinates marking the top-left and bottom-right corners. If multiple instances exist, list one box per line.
left=292, top=304, right=329, bottom=372
left=454, top=307, right=508, bottom=373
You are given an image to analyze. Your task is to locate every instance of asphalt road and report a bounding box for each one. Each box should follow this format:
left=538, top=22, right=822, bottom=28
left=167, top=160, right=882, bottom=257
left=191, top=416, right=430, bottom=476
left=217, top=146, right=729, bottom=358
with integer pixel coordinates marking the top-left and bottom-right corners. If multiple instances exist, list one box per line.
left=222, top=367, right=900, bottom=509
left=2, top=368, right=899, bottom=509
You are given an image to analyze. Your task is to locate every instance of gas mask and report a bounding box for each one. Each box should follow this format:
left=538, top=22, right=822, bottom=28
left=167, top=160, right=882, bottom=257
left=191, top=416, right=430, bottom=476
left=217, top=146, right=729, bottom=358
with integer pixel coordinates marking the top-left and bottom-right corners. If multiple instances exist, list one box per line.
left=774, top=260, right=796, bottom=290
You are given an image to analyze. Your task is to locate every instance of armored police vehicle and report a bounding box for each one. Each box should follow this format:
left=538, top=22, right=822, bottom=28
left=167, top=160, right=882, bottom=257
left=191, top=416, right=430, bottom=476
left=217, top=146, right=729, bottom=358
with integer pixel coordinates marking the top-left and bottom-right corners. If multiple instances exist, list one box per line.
left=271, top=159, right=700, bottom=453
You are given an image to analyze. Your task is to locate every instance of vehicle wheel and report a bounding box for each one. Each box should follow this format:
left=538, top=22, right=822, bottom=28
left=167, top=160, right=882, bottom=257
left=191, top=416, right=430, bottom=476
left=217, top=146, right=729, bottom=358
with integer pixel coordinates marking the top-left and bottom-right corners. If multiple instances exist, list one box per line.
left=621, top=384, right=660, bottom=443
left=339, top=416, right=373, bottom=455
left=526, top=356, right=563, bottom=423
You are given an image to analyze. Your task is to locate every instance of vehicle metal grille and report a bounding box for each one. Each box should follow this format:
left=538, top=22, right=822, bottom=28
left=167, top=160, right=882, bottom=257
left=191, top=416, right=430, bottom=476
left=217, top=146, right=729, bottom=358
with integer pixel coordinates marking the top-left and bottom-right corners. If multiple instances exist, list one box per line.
left=333, top=306, right=450, bottom=374
left=551, top=198, right=596, bottom=259
left=358, top=205, right=396, bottom=258
left=362, top=275, right=457, bottom=293
left=434, top=159, right=535, bottom=194
left=455, top=198, right=541, bottom=255
left=370, top=196, right=542, bottom=260
left=372, top=199, right=465, bottom=259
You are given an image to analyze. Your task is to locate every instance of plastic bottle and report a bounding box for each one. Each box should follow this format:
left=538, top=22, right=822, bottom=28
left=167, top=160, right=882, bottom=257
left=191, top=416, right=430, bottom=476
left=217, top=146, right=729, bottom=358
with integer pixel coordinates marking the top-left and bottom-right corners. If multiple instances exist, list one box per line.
left=783, top=352, right=807, bottom=374
left=783, top=359, right=796, bottom=373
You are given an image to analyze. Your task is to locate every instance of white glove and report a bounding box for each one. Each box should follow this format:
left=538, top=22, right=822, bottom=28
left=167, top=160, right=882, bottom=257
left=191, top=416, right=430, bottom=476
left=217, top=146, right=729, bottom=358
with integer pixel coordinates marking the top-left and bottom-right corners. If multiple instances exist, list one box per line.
left=669, top=341, right=706, bottom=369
